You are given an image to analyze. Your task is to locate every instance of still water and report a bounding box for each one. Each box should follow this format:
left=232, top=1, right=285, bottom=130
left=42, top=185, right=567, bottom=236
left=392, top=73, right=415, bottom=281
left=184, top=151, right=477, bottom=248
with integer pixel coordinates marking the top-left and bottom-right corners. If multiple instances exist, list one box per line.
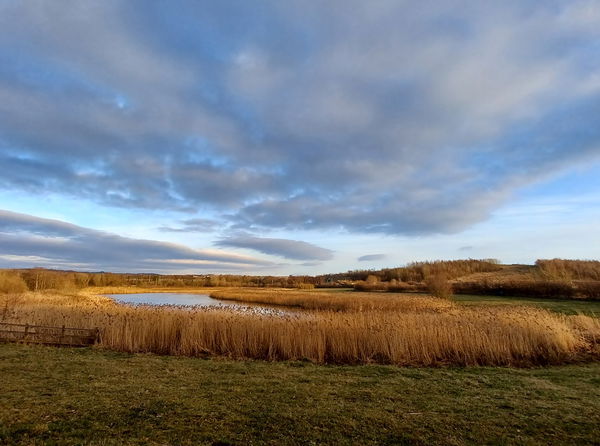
left=106, top=292, right=293, bottom=315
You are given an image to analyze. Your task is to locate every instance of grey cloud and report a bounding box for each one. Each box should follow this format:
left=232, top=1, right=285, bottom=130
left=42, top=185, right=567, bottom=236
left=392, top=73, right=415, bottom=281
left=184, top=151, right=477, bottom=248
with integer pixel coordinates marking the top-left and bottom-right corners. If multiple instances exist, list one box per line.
left=215, top=234, right=334, bottom=261
left=0, top=1, right=599, bottom=234
left=0, top=210, right=273, bottom=272
left=358, top=254, right=387, bottom=262
left=300, top=262, right=322, bottom=267
left=159, top=217, right=219, bottom=233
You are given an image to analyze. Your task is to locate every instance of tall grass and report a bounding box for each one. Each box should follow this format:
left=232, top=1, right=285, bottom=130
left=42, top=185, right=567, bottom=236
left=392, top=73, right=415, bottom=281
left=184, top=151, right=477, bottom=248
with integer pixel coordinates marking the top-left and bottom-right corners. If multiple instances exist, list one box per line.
left=209, top=289, right=454, bottom=312
left=2, top=290, right=598, bottom=366
left=0, top=272, right=28, bottom=294
left=388, top=259, right=502, bottom=282
left=536, top=259, right=600, bottom=281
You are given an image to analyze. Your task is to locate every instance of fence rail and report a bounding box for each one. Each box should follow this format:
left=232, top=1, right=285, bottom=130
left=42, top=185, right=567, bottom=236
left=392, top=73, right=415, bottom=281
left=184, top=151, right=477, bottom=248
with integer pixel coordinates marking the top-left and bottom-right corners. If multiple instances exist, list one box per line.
left=0, top=322, right=98, bottom=346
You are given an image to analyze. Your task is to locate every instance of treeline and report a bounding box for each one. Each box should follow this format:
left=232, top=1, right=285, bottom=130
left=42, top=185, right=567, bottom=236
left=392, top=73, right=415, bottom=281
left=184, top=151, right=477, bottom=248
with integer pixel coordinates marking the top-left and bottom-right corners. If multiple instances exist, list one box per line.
left=1, top=259, right=600, bottom=300
left=351, top=259, right=502, bottom=291
left=352, top=278, right=600, bottom=300
left=453, top=280, right=600, bottom=300
left=0, top=259, right=503, bottom=293
left=327, top=259, right=502, bottom=284
left=0, top=268, right=319, bottom=293
left=349, top=259, right=600, bottom=300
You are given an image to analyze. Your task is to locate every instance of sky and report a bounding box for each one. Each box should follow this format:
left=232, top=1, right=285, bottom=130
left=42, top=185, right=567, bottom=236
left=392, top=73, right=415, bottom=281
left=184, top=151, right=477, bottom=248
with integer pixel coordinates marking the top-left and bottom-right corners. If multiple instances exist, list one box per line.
left=1, top=0, right=600, bottom=275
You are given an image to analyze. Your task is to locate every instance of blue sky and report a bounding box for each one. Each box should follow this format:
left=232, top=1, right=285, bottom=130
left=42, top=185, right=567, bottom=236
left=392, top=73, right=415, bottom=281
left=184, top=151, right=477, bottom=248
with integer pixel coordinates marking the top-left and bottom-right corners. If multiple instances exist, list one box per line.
left=1, top=0, right=599, bottom=274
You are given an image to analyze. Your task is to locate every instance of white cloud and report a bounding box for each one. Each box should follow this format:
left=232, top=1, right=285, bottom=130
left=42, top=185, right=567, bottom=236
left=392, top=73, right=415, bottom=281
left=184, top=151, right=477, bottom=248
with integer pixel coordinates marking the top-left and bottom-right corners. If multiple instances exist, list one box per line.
left=0, top=210, right=274, bottom=272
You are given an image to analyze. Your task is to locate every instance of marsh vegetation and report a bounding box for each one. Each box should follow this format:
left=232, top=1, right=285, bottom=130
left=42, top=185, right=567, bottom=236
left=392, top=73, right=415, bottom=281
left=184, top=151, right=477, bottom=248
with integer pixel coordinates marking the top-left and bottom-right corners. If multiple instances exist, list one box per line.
left=1, top=287, right=598, bottom=367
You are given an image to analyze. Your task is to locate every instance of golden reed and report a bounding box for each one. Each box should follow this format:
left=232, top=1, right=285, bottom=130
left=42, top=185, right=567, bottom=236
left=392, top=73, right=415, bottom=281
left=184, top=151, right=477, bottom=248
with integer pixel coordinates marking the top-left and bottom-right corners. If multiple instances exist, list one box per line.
left=1, top=290, right=598, bottom=366
left=209, top=288, right=455, bottom=312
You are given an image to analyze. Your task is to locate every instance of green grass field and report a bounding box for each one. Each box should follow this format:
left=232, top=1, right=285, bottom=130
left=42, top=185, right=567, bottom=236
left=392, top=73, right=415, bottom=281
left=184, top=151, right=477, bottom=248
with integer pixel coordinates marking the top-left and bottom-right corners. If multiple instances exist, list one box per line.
left=1, top=343, right=599, bottom=445
left=453, top=294, right=600, bottom=316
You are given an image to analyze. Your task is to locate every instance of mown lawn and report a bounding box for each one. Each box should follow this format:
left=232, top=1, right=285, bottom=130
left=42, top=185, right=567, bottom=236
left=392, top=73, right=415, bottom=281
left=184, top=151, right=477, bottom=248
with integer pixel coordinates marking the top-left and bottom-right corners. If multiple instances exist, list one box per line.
left=1, top=343, right=599, bottom=445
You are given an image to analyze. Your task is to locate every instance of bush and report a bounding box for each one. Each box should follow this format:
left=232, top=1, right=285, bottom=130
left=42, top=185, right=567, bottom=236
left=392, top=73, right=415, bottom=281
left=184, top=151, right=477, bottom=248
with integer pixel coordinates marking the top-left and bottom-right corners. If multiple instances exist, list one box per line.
left=425, top=274, right=453, bottom=299
left=387, top=281, right=425, bottom=293
left=576, top=282, right=600, bottom=300
left=0, top=271, right=28, bottom=294
left=353, top=281, right=388, bottom=292
left=452, top=280, right=576, bottom=299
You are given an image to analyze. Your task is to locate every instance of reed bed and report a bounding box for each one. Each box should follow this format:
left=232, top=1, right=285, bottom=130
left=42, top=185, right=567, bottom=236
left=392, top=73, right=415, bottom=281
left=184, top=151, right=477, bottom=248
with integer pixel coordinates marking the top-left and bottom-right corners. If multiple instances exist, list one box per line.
left=2, top=291, right=599, bottom=366
left=209, top=288, right=454, bottom=312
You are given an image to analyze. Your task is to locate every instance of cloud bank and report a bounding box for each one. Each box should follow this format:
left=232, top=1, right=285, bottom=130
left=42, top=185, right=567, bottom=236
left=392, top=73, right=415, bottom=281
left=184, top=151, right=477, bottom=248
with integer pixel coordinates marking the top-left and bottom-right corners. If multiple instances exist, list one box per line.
left=0, top=1, right=599, bottom=235
left=158, top=218, right=218, bottom=233
left=0, top=210, right=272, bottom=272
left=215, top=235, right=334, bottom=261
left=358, top=254, right=387, bottom=262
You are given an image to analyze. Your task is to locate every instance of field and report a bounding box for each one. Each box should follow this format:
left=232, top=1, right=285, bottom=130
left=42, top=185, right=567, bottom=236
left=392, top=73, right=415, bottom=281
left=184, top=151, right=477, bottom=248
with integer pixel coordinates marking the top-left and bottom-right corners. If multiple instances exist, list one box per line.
left=454, top=294, right=600, bottom=316
left=2, top=288, right=599, bottom=366
left=2, top=286, right=600, bottom=444
left=1, top=343, right=599, bottom=445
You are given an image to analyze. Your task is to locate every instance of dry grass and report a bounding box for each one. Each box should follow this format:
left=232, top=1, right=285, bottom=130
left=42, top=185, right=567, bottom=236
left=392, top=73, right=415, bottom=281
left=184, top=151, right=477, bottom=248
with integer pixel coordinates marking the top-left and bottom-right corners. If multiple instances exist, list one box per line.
left=452, top=264, right=536, bottom=283
left=2, top=289, right=599, bottom=366
left=0, top=272, right=28, bottom=294
left=390, top=259, right=502, bottom=282
left=536, top=259, right=600, bottom=281
left=209, top=288, right=454, bottom=312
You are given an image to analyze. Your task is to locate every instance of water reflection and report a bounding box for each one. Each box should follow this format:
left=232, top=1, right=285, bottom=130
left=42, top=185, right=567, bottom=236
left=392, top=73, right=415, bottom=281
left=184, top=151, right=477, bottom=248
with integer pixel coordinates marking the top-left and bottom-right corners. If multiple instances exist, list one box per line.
left=106, top=292, right=295, bottom=316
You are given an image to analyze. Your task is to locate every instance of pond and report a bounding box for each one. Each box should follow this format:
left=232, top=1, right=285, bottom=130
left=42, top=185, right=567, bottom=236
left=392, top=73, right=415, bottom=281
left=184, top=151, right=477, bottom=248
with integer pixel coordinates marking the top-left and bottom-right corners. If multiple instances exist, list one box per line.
left=106, top=292, right=294, bottom=316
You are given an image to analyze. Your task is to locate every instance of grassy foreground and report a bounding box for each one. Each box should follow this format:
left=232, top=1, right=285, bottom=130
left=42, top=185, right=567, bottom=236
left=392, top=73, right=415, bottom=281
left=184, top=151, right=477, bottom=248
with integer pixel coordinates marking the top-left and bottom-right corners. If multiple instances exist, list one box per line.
left=1, top=344, right=599, bottom=445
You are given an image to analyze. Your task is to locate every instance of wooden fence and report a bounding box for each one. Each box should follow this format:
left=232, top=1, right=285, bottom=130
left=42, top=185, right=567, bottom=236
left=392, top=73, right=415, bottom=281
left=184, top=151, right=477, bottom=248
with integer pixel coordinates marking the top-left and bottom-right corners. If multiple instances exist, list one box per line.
left=0, top=322, right=98, bottom=347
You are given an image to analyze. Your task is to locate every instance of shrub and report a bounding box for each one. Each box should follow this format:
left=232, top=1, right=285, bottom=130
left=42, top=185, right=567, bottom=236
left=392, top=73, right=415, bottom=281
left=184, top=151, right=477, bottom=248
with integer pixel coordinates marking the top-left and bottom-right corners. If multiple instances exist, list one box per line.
left=425, top=274, right=453, bottom=299
left=353, top=281, right=388, bottom=292
left=452, top=280, right=576, bottom=299
left=0, top=271, right=28, bottom=294
left=387, top=281, right=424, bottom=293
left=576, top=282, right=600, bottom=300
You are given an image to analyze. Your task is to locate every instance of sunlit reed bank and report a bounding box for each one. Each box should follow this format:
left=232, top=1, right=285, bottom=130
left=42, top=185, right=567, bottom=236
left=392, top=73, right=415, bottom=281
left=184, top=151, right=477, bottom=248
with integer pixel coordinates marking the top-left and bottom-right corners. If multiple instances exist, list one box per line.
left=1, top=291, right=598, bottom=366
left=209, top=289, right=454, bottom=312
left=536, top=259, right=600, bottom=281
